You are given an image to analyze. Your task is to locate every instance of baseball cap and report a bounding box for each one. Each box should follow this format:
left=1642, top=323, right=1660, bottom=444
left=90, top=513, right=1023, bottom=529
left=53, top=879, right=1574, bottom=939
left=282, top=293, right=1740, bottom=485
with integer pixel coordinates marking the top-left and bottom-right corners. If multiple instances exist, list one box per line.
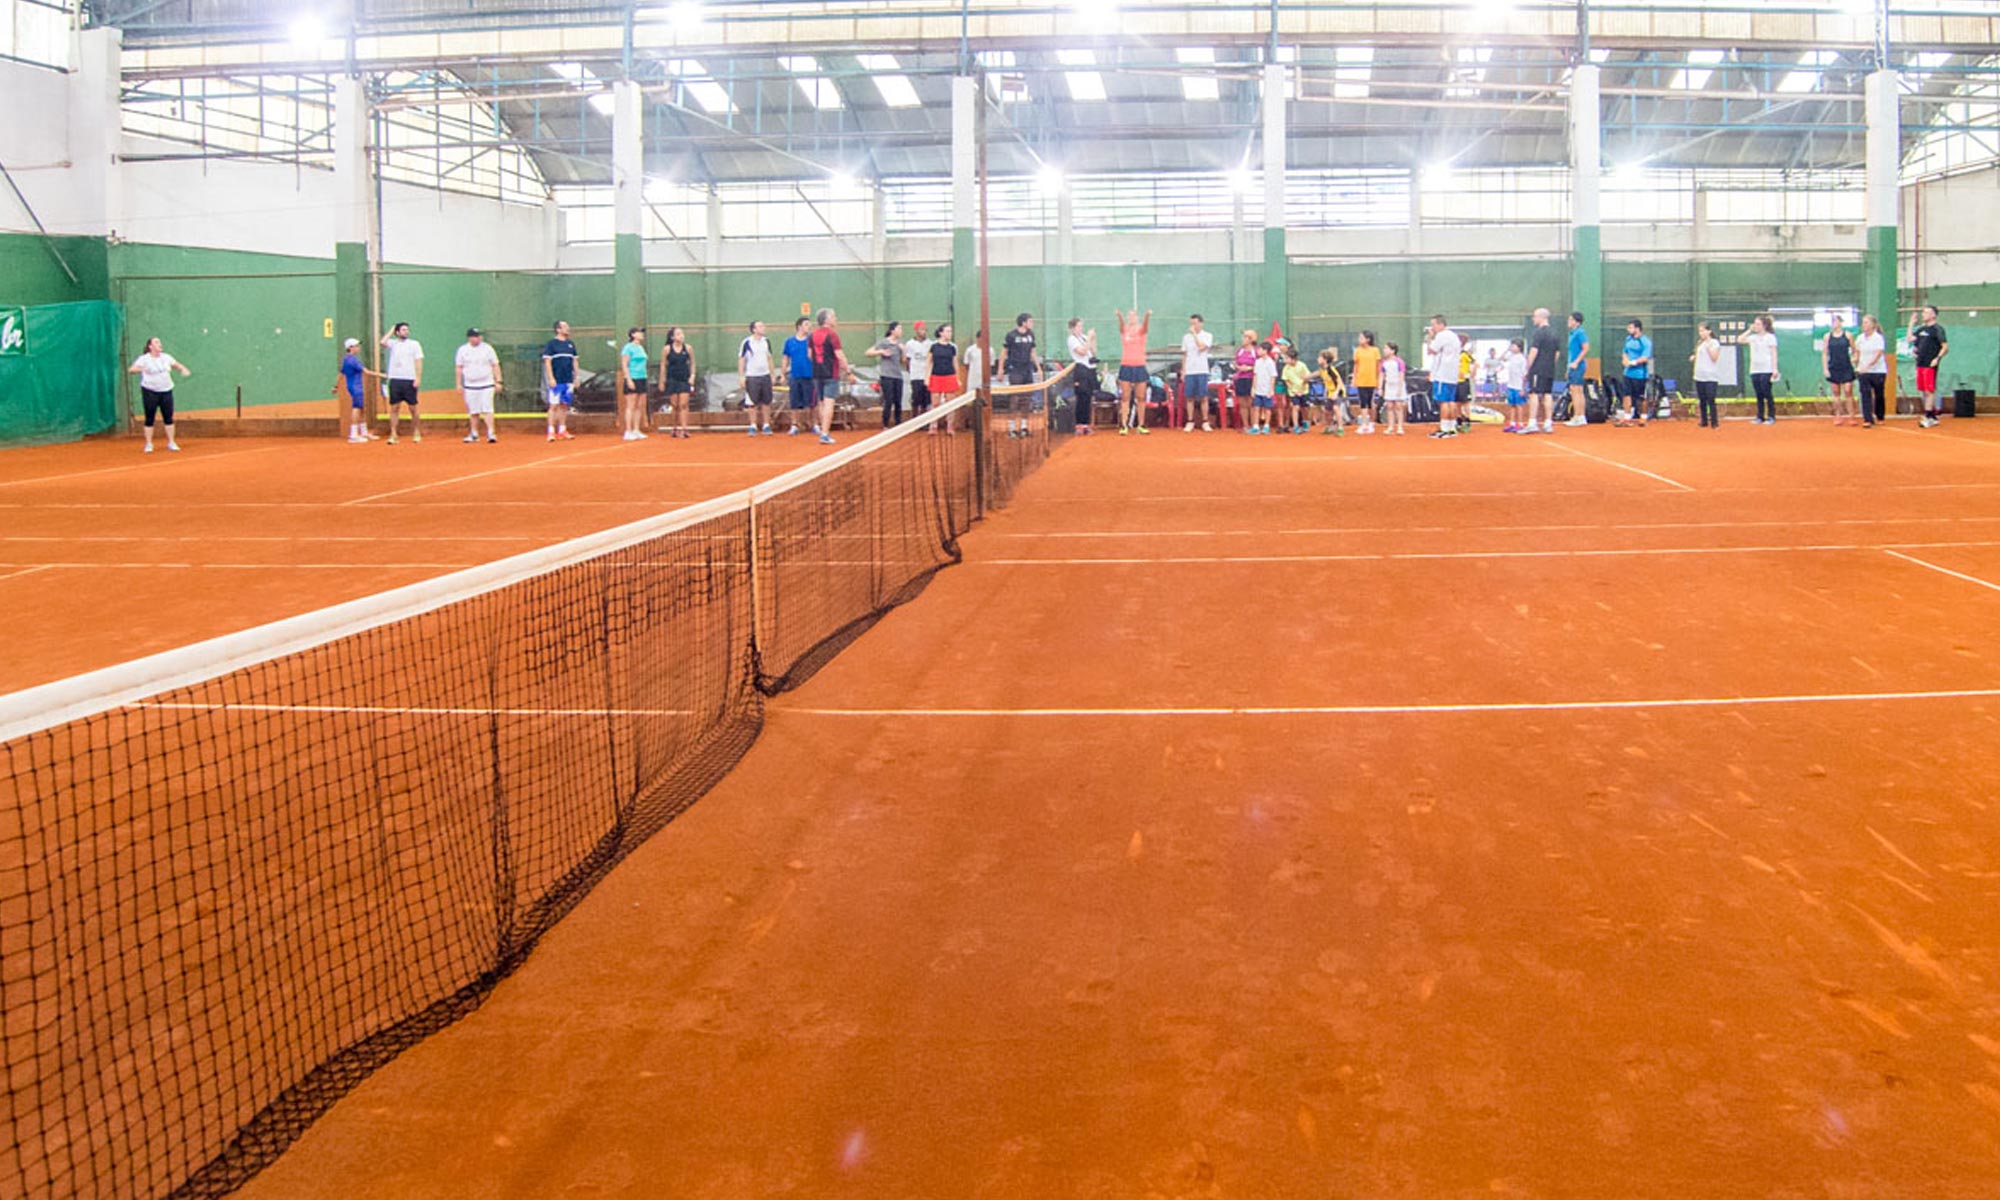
left=343, top=338, right=359, bottom=349
left=466, top=327, right=482, bottom=338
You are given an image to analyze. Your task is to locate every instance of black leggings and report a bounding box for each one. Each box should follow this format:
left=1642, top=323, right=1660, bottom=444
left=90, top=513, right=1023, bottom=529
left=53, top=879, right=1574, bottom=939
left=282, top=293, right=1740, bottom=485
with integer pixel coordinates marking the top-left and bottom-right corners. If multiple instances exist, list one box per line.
left=142, top=387, right=175, bottom=427
left=1751, top=373, right=1775, bottom=422
left=1073, top=364, right=1098, bottom=429
left=1695, top=380, right=1719, bottom=427
left=1355, top=385, right=1377, bottom=421
left=880, top=377, right=905, bottom=427
left=1859, top=374, right=1886, bottom=422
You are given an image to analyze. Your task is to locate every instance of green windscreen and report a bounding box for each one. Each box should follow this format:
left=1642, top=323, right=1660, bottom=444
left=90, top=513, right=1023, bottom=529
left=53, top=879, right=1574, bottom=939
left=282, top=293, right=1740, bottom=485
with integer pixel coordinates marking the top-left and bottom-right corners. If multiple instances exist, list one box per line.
left=0, top=300, right=125, bottom=447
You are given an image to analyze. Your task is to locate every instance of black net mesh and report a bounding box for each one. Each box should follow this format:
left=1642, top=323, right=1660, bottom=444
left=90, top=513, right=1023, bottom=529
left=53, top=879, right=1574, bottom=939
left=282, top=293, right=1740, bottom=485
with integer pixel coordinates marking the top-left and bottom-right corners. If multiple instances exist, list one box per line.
left=985, top=369, right=1062, bottom=510
left=0, top=396, right=986, bottom=1200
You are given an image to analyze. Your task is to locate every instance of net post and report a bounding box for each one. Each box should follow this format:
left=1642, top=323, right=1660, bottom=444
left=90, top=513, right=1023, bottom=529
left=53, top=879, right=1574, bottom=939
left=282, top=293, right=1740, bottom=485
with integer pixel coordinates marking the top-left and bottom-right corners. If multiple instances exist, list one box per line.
left=747, top=487, right=763, bottom=673
left=974, top=72, right=992, bottom=519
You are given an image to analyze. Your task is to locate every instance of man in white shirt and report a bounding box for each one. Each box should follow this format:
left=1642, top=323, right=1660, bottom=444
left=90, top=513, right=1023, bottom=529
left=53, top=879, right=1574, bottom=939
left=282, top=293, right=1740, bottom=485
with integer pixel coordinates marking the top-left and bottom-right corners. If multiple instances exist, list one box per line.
left=1425, top=315, right=1463, bottom=438
left=1181, top=314, right=1215, bottom=432
left=739, top=320, right=774, bottom=435
left=380, top=322, right=425, bottom=445
left=903, top=320, right=935, bottom=417
left=454, top=327, right=502, bottom=444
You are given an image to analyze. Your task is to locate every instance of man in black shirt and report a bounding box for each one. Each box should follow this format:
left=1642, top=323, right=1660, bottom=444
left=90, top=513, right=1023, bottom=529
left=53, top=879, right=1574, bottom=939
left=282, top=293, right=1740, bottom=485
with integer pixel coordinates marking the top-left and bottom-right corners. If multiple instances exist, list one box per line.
left=1909, top=305, right=1949, bottom=427
left=1002, top=313, right=1039, bottom=438
left=541, top=319, right=579, bottom=441
left=1522, top=307, right=1562, bottom=435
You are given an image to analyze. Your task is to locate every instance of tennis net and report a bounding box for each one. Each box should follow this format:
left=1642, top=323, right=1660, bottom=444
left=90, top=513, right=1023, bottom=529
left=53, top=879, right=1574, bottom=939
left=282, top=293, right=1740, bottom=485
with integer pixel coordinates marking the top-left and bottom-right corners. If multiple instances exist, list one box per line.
left=983, top=366, right=1065, bottom=509
left=0, top=394, right=982, bottom=1200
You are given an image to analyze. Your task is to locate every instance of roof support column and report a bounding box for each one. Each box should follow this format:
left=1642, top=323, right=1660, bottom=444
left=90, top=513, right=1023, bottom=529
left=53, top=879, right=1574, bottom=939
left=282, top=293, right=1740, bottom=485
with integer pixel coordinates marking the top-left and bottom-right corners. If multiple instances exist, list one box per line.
left=1865, top=67, right=1900, bottom=327
left=612, top=80, right=646, bottom=339
left=334, top=75, right=374, bottom=378
left=950, top=75, right=978, bottom=333
left=1261, top=61, right=1289, bottom=326
left=1569, top=62, right=1603, bottom=349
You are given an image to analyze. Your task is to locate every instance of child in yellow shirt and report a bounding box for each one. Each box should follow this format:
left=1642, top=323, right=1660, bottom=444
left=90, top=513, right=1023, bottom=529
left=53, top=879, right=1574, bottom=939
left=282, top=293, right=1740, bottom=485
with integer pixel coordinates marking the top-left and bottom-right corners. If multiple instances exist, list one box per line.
left=1282, top=347, right=1313, bottom=434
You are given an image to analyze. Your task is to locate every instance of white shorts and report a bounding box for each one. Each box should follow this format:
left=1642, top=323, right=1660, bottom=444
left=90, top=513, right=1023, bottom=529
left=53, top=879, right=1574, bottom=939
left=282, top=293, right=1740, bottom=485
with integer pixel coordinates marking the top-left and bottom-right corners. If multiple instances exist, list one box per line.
left=463, top=385, right=496, bottom=416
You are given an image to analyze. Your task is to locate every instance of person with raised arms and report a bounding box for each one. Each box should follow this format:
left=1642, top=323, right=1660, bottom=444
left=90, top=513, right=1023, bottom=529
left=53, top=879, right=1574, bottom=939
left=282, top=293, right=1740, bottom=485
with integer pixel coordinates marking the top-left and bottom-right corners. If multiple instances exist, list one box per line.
left=380, top=321, right=424, bottom=445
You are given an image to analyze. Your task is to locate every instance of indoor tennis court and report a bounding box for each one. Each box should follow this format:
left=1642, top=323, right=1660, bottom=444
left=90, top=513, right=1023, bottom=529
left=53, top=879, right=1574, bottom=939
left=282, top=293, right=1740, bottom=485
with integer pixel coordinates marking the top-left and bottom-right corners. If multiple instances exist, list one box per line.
left=6, top=2, right=2000, bottom=1199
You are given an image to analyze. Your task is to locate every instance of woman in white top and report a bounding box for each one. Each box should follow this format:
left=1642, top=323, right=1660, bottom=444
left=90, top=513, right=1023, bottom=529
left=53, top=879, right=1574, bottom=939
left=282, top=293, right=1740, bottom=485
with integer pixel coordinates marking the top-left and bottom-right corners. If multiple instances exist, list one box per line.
left=1690, top=321, right=1725, bottom=429
left=1067, top=317, right=1099, bottom=435
left=127, top=336, right=191, bottom=453
left=1744, top=315, right=1779, bottom=425
left=1380, top=342, right=1408, bottom=436
left=1855, top=314, right=1888, bottom=427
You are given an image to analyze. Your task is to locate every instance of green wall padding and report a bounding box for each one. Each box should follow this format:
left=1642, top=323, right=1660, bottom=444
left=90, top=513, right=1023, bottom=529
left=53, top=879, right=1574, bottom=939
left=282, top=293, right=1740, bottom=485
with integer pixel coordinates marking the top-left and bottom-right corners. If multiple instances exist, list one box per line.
left=0, top=301, right=124, bottom=447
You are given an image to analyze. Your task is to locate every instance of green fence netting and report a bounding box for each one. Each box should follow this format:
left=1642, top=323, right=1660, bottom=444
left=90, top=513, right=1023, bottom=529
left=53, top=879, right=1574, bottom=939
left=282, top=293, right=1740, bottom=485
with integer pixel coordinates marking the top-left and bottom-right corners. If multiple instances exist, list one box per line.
left=0, top=300, right=125, bottom=448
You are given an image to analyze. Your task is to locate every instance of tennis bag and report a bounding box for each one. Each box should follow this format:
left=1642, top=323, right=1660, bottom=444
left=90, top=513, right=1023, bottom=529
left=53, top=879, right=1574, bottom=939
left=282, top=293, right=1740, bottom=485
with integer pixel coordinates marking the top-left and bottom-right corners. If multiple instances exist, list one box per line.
left=1405, top=384, right=1439, bottom=423
left=1583, top=379, right=1610, bottom=424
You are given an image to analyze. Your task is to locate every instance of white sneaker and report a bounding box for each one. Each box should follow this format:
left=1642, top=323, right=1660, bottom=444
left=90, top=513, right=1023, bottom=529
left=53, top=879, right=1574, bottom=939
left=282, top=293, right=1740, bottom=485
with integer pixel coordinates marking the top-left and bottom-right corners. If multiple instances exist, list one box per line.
left=1542, top=422, right=1555, bottom=433
left=1201, top=421, right=1212, bottom=432
left=143, top=444, right=154, bottom=453
left=166, top=442, right=180, bottom=452
left=1564, top=415, right=1588, bottom=427
left=1183, top=422, right=1194, bottom=432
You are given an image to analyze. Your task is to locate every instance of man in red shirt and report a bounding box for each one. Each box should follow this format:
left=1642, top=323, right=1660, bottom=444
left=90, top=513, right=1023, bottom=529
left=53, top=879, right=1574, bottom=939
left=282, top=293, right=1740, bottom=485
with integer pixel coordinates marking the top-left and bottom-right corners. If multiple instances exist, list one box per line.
left=808, top=307, right=854, bottom=445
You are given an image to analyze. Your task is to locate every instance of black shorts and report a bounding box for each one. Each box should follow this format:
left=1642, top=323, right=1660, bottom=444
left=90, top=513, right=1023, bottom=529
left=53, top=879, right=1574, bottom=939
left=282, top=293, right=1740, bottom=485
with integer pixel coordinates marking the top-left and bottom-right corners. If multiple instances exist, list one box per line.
left=1527, top=374, right=1555, bottom=396
left=1232, top=377, right=1253, bottom=398
left=744, top=376, right=773, bottom=407
left=665, top=375, right=692, bottom=396
left=1007, top=368, right=1035, bottom=387
left=388, top=378, right=418, bottom=407
left=1454, top=381, right=1471, bottom=404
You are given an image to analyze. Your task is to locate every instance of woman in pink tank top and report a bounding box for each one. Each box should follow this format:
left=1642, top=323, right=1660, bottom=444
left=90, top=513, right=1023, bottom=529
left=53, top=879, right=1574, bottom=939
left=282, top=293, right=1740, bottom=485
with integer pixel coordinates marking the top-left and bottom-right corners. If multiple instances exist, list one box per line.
left=1114, top=309, right=1152, bottom=435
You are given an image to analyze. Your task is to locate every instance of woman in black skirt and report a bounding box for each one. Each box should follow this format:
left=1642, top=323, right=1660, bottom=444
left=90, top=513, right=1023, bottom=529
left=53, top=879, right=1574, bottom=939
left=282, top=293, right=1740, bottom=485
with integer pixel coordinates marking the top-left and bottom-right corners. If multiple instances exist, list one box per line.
left=1823, top=314, right=1858, bottom=426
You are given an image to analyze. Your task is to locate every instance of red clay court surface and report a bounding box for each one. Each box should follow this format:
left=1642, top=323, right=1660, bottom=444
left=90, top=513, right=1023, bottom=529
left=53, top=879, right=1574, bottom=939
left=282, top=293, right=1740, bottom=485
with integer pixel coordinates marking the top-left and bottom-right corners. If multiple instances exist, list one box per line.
left=27, top=417, right=2000, bottom=1197
left=0, top=430, right=842, bottom=692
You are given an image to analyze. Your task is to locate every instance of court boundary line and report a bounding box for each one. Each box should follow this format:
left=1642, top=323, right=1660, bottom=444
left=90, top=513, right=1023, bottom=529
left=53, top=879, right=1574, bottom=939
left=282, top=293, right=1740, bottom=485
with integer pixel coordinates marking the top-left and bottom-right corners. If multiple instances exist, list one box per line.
left=340, top=442, right=629, bottom=506
left=781, top=687, right=2000, bottom=718
left=1539, top=440, right=1696, bottom=491
left=996, top=515, right=2000, bottom=540
left=1882, top=548, right=2000, bottom=595
left=132, top=701, right=695, bottom=717
left=0, top=445, right=288, bottom=489
left=969, top=539, right=2000, bottom=566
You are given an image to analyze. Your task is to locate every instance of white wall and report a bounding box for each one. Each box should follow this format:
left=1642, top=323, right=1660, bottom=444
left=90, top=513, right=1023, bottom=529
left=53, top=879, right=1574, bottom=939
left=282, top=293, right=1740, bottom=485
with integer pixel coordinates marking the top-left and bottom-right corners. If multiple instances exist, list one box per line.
left=1906, top=166, right=2000, bottom=290
left=0, top=58, right=85, bottom=233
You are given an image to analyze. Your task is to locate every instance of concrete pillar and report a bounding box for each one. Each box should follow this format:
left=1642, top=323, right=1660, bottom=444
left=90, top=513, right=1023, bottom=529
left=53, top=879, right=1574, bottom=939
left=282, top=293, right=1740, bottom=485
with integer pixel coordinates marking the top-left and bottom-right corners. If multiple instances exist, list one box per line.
left=1407, top=169, right=1425, bottom=348
left=871, top=184, right=889, bottom=328
left=1055, top=183, right=1076, bottom=321
left=1865, top=69, right=1900, bottom=326
left=1691, top=185, right=1711, bottom=317
left=612, top=80, right=646, bottom=337
left=1261, top=62, right=1289, bottom=325
left=333, top=76, right=373, bottom=358
left=68, top=28, right=123, bottom=240
left=950, top=75, right=978, bottom=333
left=1569, top=64, right=1603, bottom=351
left=704, top=186, right=723, bottom=362
left=1231, top=188, right=1249, bottom=333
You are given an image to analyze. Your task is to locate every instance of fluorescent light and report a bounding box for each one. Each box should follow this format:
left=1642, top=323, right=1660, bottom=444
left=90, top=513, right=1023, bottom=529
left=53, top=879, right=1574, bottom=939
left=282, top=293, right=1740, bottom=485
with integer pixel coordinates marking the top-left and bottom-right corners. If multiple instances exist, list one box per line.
left=1230, top=167, right=1257, bottom=194
left=1037, top=165, right=1064, bottom=193
left=1424, top=160, right=1456, bottom=187
left=287, top=15, right=323, bottom=45
left=666, top=0, right=702, bottom=31
left=1671, top=49, right=1725, bottom=91
left=1777, top=50, right=1839, bottom=95
left=1610, top=162, right=1646, bottom=187
left=643, top=177, right=679, bottom=202
left=857, top=54, right=922, bottom=108
left=780, top=55, right=843, bottom=109
left=828, top=171, right=857, bottom=194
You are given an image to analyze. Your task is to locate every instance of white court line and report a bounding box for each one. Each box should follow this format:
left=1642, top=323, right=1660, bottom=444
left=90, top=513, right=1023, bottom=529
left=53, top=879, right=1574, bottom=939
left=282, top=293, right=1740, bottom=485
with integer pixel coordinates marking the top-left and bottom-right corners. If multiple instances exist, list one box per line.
left=0, top=499, right=710, bottom=510
left=1172, top=454, right=1524, bottom=463
left=1882, top=425, right=2000, bottom=451
left=540, top=460, right=807, bottom=470
left=1882, top=548, right=2000, bottom=595
left=0, top=445, right=287, bottom=490
left=1116, top=489, right=1609, bottom=502
left=0, top=562, right=477, bottom=571
left=1539, top=440, right=1695, bottom=491
left=0, top=534, right=556, bottom=544
left=998, top=515, right=2000, bottom=540
left=341, top=442, right=628, bottom=506
left=133, top=701, right=696, bottom=717
left=783, top=688, right=2000, bottom=718
left=0, top=565, right=54, bottom=584
left=970, top=540, right=2000, bottom=567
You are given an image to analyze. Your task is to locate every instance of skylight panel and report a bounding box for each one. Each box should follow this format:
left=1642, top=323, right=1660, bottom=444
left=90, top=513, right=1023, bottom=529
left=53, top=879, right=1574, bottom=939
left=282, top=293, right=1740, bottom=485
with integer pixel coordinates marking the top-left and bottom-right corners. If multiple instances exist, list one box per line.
left=1777, top=50, right=1839, bottom=95
left=1177, top=47, right=1219, bottom=101
left=857, top=53, right=922, bottom=108
left=1446, top=46, right=1493, bottom=98
left=1058, top=50, right=1107, bottom=102
left=1670, top=49, right=1725, bottom=91
left=667, top=58, right=735, bottom=114
left=1334, top=46, right=1373, bottom=99
left=780, top=55, right=843, bottom=109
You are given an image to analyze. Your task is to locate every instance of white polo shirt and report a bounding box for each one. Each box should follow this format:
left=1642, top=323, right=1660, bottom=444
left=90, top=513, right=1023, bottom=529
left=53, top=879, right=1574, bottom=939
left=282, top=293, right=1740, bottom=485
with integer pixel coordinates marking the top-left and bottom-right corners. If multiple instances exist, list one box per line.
left=386, top=338, right=424, bottom=381
left=455, top=342, right=499, bottom=389
left=1181, top=329, right=1214, bottom=375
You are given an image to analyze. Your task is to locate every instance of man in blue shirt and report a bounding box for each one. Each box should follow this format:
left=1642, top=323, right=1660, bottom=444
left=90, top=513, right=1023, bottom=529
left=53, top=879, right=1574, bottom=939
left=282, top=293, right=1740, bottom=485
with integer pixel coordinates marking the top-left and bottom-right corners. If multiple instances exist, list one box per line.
left=1561, top=311, right=1591, bottom=427
left=541, top=320, right=579, bottom=442
left=337, top=338, right=375, bottom=443
left=781, top=316, right=817, bottom=435
left=1618, top=318, right=1653, bottom=426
